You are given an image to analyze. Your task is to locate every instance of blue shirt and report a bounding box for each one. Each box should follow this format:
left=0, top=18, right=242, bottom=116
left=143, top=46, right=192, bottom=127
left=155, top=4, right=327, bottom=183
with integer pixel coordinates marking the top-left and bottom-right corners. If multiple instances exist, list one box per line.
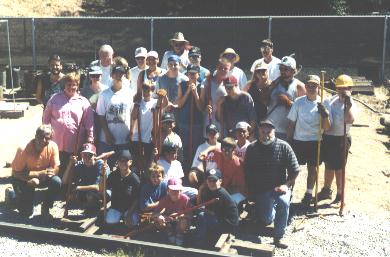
left=74, top=159, right=110, bottom=186
left=139, top=180, right=168, bottom=211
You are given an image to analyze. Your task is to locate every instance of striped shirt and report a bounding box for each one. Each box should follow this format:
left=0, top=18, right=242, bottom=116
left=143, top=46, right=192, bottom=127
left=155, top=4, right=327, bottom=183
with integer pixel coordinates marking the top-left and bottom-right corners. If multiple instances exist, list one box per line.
left=244, top=138, right=299, bottom=194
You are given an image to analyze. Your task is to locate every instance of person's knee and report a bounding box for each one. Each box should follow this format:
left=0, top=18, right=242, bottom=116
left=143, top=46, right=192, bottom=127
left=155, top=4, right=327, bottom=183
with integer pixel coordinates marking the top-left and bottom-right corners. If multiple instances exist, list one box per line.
left=48, top=176, right=62, bottom=190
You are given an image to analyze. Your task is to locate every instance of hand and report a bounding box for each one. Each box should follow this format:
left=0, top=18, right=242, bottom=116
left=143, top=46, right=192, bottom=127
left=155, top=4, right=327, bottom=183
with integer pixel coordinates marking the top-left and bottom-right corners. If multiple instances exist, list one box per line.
left=153, top=147, right=158, bottom=156
left=198, top=151, right=207, bottom=161
left=207, top=105, right=213, bottom=115
left=157, top=89, right=167, bottom=98
left=133, top=93, right=142, bottom=103
left=157, top=215, right=166, bottom=226
left=277, top=94, right=293, bottom=108
left=274, top=184, right=288, bottom=194
left=46, top=168, right=55, bottom=178
left=27, top=178, right=40, bottom=187
left=344, top=95, right=352, bottom=111
left=317, top=102, right=329, bottom=118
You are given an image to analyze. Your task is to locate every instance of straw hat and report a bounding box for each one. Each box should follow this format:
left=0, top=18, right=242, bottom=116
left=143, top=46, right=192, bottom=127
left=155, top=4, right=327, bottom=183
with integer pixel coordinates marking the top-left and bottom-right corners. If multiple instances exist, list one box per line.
left=220, top=48, right=240, bottom=63
left=169, top=32, right=189, bottom=44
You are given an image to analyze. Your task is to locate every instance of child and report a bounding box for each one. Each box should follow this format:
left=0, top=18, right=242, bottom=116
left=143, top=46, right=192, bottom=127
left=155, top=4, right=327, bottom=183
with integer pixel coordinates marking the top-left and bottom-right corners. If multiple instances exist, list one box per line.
left=139, top=163, right=168, bottom=212
left=188, top=124, right=221, bottom=188
left=105, top=150, right=140, bottom=228
left=234, top=121, right=251, bottom=162
left=153, top=178, right=192, bottom=246
left=161, top=112, right=183, bottom=162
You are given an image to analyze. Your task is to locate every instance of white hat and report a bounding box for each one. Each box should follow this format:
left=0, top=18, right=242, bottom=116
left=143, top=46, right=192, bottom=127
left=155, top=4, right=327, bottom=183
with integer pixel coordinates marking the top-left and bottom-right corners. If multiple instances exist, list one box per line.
left=235, top=121, right=251, bottom=131
left=147, top=51, right=159, bottom=59
left=279, top=56, right=296, bottom=70
left=135, top=47, right=147, bottom=58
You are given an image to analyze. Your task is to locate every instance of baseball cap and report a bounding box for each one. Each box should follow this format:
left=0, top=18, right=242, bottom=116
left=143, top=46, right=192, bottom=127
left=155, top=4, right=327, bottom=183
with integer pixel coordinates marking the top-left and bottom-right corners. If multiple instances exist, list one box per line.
left=235, top=121, right=251, bottom=131
left=306, top=75, right=320, bottom=85
left=168, top=55, right=180, bottom=63
left=254, top=62, right=268, bottom=71
left=167, top=178, right=183, bottom=191
left=206, top=124, right=219, bottom=134
left=186, top=64, right=200, bottom=74
left=112, top=65, right=126, bottom=74
left=117, top=150, right=132, bottom=161
left=223, top=76, right=238, bottom=86
left=147, top=51, right=159, bottom=59
left=189, top=46, right=202, bottom=56
left=162, top=112, right=175, bottom=123
left=81, top=143, right=96, bottom=155
left=206, top=169, right=222, bottom=181
left=135, top=47, right=147, bottom=58
left=279, top=56, right=296, bottom=70
left=258, top=119, right=275, bottom=128
left=89, top=66, right=102, bottom=75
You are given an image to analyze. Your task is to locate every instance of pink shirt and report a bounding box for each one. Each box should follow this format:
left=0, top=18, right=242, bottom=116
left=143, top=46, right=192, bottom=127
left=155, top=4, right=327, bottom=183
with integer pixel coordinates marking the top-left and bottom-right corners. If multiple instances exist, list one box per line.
left=154, top=194, right=191, bottom=215
left=43, top=92, right=94, bottom=153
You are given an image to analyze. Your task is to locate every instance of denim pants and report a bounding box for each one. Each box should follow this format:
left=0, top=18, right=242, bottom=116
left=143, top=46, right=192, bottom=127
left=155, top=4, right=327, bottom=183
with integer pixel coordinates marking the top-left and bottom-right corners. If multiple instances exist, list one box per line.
left=12, top=175, right=62, bottom=216
left=254, top=189, right=291, bottom=238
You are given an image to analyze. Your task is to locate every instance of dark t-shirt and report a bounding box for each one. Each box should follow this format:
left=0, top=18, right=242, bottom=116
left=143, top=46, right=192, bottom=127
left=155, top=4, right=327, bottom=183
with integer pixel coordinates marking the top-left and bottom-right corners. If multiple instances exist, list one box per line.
left=107, top=171, right=140, bottom=212
left=247, top=81, right=270, bottom=122
left=202, top=187, right=239, bottom=227
left=74, top=159, right=109, bottom=186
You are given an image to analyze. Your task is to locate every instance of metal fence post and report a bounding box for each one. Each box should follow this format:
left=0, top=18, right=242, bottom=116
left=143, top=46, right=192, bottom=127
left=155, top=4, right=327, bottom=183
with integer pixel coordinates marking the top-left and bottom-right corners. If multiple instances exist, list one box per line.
left=150, top=18, right=154, bottom=50
left=268, top=16, right=272, bottom=39
left=381, top=15, right=388, bottom=84
left=31, top=18, right=36, bottom=71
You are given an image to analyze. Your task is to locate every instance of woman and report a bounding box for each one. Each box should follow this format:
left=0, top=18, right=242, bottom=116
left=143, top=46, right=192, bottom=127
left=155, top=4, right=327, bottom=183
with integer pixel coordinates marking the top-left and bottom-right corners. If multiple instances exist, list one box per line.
left=81, top=66, right=108, bottom=110
left=43, top=72, right=94, bottom=176
left=113, top=56, right=131, bottom=90
left=243, top=62, right=272, bottom=122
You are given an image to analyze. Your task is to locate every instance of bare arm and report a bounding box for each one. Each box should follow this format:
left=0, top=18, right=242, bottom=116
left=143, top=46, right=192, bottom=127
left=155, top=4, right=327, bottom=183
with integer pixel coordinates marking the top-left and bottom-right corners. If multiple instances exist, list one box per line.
left=98, top=115, right=114, bottom=145
left=35, top=79, right=43, bottom=104
left=286, top=120, right=296, bottom=141
left=296, top=80, right=306, bottom=97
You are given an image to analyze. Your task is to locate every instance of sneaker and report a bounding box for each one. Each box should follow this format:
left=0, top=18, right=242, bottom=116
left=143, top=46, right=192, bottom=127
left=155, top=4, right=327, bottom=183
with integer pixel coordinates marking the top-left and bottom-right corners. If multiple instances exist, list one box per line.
left=332, top=194, right=342, bottom=204
left=317, top=187, right=333, bottom=201
left=175, top=233, right=184, bottom=246
left=273, top=237, right=288, bottom=249
left=301, top=193, right=312, bottom=209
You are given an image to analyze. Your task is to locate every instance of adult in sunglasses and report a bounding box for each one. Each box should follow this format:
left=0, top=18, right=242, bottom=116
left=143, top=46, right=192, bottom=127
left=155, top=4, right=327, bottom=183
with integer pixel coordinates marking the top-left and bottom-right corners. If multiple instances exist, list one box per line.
left=81, top=65, right=108, bottom=110
left=250, top=39, right=281, bottom=82
left=219, top=48, right=247, bottom=90
left=160, top=32, right=190, bottom=73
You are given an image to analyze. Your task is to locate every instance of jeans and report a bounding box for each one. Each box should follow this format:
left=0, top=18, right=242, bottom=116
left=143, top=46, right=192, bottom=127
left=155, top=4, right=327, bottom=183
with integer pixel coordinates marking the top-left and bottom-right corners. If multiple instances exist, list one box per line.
left=254, top=189, right=291, bottom=238
left=12, top=176, right=62, bottom=217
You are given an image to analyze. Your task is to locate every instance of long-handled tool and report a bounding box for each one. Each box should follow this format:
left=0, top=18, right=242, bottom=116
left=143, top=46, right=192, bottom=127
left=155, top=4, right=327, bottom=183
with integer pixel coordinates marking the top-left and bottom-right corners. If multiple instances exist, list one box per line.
left=95, top=151, right=115, bottom=220
left=189, top=84, right=194, bottom=167
left=314, top=71, right=325, bottom=211
left=207, top=76, right=212, bottom=125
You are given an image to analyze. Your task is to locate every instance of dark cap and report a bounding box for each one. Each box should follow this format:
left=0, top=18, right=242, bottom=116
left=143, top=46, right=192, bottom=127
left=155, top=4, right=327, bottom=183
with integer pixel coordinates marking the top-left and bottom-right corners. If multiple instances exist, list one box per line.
left=206, top=124, right=219, bottom=134
left=81, top=143, right=96, bottom=155
left=162, top=112, right=175, bottom=123
left=206, top=169, right=222, bottom=181
left=112, top=65, right=126, bottom=74
left=186, top=64, right=200, bottom=74
left=189, top=46, right=202, bottom=56
left=117, top=150, right=132, bottom=160
left=168, top=55, right=180, bottom=63
left=162, top=141, right=178, bottom=153
left=258, top=119, right=275, bottom=128
left=223, top=76, right=238, bottom=86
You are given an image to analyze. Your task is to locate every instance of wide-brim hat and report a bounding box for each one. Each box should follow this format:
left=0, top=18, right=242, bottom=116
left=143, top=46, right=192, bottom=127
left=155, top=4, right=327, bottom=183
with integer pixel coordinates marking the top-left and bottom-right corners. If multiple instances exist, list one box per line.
left=220, top=48, right=240, bottom=63
left=169, top=32, right=189, bottom=44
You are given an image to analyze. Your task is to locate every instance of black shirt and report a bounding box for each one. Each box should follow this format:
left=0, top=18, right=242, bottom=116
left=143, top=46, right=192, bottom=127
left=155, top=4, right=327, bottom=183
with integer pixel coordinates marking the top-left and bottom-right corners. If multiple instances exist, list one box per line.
left=203, top=187, right=239, bottom=227
left=247, top=81, right=269, bottom=122
left=244, top=138, right=300, bottom=195
left=107, top=170, right=140, bottom=212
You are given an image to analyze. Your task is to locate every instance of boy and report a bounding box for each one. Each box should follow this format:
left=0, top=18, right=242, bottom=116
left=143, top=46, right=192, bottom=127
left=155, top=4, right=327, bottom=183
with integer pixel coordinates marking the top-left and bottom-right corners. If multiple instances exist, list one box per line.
left=161, top=112, right=183, bottom=162
left=153, top=178, right=192, bottom=246
left=234, top=121, right=251, bottom=162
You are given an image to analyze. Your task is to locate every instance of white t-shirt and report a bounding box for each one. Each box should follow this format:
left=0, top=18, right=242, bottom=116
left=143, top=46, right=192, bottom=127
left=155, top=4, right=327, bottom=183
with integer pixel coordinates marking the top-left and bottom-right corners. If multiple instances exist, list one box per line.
left=96, top=86, right=135, bottom=144
left=235, top=140, right=250, bottom=162
left=287, top=95, right=332, bottom=141
left=157, top=158, right=185, bottom=180
left=229, top=66, right=248, bottom=90
left=130, top=65, right=148, bottom=92
left=131, top=98, right=157, bottom=143
left=191, top=142, right=221, bottom=170
left=324, top=95, right=357, bottom=136
left=160, top=50, right=190, bottom=73
left=250, top=56, right=281, bottom=82
left=101, top=65, right=112, bottom=87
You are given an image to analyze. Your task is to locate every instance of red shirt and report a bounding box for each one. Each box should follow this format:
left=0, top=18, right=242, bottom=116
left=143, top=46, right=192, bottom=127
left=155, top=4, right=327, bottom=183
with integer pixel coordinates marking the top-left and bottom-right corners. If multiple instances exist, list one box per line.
left=214, top=149, right=246, bottom=195
left=155, top=193, right=191, bottom=215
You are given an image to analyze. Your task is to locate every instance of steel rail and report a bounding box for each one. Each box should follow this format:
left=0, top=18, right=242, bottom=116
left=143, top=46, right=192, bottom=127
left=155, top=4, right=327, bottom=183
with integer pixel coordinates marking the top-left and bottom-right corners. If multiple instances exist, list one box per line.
left=0, top=221, right=250, bottom=257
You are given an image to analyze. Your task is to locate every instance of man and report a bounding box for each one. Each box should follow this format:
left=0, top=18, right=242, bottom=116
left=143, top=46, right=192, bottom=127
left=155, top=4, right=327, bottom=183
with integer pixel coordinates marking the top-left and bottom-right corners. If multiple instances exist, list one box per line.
left=35, top=54, right=65, bottom=107
left=161, top=32, right=190, bottom=73
left=195, top=169, right=239, bottom=248
left=318, top=74, right=356, bottom=204
left=199, top=58, right=230, bottom=135
left=244, top=119, right=300, bottom=249
left=267, top=56, right=306, bottom=140
left=217, top=75, right=256, bottom=137
left=220, top=48, right=247, bottom=90
left=250, top=39, right=281, bottom=82
left=90, top=44, right=114, bottom=87
left=96, top=64, right=135, bottom=167
left=188, top=46, right=210, bottom=83
left=11, top=125, right=61, bottom=219
left=130, top=47, right=148, bottom=92
left=287, top=75, right=331, bottom=208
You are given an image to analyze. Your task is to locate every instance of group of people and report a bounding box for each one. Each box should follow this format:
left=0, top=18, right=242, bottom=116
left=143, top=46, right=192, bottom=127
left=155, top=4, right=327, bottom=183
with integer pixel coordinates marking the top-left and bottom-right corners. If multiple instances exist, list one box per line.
left=10, top=32, right=357, bottom=249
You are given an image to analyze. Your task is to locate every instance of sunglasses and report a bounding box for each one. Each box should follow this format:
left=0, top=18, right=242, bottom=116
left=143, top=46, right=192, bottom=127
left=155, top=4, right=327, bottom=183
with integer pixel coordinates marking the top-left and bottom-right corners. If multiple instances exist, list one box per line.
left=224, top=85, right=234, bottom=90
left=223, top=53, right=236, bottom=59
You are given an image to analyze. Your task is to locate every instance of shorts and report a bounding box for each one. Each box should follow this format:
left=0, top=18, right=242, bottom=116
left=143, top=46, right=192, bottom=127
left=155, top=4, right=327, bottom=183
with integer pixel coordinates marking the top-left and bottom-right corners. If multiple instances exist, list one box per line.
left=322, top=134, right=351, bottom=170
left=292, top=140, right=321, bottom=166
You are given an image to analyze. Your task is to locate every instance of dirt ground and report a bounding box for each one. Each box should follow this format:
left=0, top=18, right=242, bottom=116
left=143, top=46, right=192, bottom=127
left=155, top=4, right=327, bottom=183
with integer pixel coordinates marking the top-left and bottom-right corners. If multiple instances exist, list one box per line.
left=0, top=87, right=389, bottom=221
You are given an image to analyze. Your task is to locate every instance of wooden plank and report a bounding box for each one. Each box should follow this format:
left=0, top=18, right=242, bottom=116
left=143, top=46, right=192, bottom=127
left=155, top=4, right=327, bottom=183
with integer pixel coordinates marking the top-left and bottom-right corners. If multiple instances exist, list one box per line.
left=80, top=217, right=98, bottom=231
left=84, top=224, right=100, bottom=235
left=215, top=233, right=230, bottom=249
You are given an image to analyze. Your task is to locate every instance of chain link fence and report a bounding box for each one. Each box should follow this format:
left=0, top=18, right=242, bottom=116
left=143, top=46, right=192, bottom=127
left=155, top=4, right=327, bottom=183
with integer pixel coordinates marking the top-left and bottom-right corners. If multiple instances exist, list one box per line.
left=0, top=16, right=389, bottom=94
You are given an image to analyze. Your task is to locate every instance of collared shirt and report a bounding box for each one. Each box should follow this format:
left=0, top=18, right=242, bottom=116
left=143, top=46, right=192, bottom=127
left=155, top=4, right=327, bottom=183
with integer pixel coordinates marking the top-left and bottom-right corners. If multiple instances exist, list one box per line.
left=43, top=92, right=94, bottom=153
left=244, top=138, right=300, bottom=194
